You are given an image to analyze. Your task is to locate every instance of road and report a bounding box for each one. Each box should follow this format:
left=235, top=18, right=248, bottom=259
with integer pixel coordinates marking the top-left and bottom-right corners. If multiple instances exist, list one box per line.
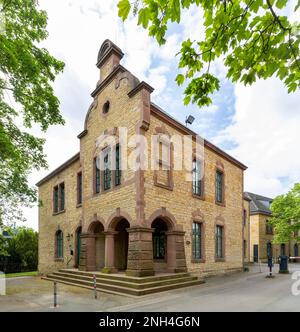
left=0, top=263, right=299, bottom=312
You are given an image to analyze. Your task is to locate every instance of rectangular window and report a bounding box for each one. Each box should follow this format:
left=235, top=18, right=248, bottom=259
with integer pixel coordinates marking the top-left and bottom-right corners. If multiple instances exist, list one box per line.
left=215, top=170, right=224, bottom=203
left=56, top=231, right=63, bottom=259
left=192, top=160, right=202, bottom=196
left=95, top=158, right=100, bottom=194
left=216, top=225, right=224, bottom=259
left=115, top=144, right=121, bottom=186
left=103, top=150, right=111, bottom=191
left=59, top=183, right=65, bottom=211
left=53, top=182, right=65, bottom=213
left=192, top=222, right=202, bottom=260
left=77, top=172, right=82, bottom=205
left=53, top=186, right=59, bottom=213
left=266, top=221, right=273, bottom=235
left=243, top=209, right=247, bottom=227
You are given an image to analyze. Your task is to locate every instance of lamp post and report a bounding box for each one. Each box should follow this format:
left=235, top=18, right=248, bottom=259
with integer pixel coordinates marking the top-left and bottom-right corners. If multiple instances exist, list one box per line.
left=185, top=115, right=195, bottom=127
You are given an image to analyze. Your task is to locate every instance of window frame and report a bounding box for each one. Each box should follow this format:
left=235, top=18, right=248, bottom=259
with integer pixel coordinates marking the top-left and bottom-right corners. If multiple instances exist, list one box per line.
left=192, top=159, right=204, bottom=199
left=243, top=209, right=247, bottom=227
left=53, top=182, right=65, bottom=214
left=215, top=169, right=225, bottom=205
left=94, top=157, right=101, bottom=194
left=191, top=222, right=205, bottom=262
left=153, top=139, right=174, bottom=191
left=265, top=220, right=273, bottom=235
left=77, top=171, right=82, bottom=206
left=153, top=226, right=166, bottom=260
left=103, top=148, right=111, bottom=191
left=115, top=143, right=122, bottom=186
left=55, top=230, right=64, bottom=260
left=215, top=224, right=225, bottom=261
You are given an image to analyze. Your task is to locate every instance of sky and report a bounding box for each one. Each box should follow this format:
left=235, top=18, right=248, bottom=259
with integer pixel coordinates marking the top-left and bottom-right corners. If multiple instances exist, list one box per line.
left=21, top=0, right=300, bottom=230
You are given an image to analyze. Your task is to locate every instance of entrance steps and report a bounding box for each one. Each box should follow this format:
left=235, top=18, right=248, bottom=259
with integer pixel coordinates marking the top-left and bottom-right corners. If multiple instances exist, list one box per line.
left=42, top=269, right=205, bottom=296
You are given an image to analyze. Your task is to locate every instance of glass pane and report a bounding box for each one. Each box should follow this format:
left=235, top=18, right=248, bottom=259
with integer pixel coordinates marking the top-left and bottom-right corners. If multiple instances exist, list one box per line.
left=60, top=183, right=65, bottom=211
left=115, top=144, right=121, bottom=186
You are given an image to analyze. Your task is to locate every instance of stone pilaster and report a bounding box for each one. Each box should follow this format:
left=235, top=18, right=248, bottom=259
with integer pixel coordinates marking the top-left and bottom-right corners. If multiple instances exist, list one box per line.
left=166, top=231, right=187, bottom=273
left=79, top=233, right=97, bottom=271
left=103, top=230, right=118, bottom=272
left=126, top=226, right=154, bottom=277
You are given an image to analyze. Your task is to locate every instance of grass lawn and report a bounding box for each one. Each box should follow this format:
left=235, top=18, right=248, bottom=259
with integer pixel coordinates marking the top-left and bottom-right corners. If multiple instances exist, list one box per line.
left=3, top=271, right=38, bottom=278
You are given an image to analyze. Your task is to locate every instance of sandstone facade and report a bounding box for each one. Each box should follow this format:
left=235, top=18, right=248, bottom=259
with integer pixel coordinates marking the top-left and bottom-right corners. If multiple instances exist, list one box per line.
left=245, top=192, right=299, bottom=263
left=37, top=40, right=248, bottom=278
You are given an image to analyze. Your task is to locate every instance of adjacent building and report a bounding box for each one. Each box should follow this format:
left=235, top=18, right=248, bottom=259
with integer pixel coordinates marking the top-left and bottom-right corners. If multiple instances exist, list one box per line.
left=244, top=192, right=299, bottom=263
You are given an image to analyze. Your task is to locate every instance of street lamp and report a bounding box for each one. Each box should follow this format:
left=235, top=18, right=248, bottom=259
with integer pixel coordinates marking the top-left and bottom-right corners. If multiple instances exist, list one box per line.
left=185, top=115, right=195, bottom=127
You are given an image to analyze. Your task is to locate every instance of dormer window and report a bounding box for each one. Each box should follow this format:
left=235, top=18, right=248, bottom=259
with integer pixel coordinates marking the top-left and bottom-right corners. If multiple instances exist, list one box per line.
left=102, top=101, right=110, bottom=114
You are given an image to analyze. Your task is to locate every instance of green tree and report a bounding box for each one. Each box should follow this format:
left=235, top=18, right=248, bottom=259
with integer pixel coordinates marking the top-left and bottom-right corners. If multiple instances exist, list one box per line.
left=13, top=227, right=38, bottom=270
left=270, top=183, right=300, bottom=243
left=118, top=0, right=300, bottom=107
left=0, top=0, right=64, bottom=224
left=0, top=233, right=9, bottom=256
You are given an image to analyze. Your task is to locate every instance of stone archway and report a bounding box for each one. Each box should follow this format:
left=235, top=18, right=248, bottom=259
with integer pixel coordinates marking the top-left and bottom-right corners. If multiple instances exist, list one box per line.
left=114, top=219, right=130, bottom=270
left=152, top=219, right=168, bottom=272
left=79, top=221, right=105, bottom=271
left=150, top=216, right=186, bottom=273
left=104, top=215, right=131, bottom=272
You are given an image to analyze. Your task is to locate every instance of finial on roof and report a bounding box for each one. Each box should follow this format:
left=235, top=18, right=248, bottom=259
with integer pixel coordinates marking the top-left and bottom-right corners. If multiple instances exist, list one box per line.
left=96, top=39, right=124, bottom=68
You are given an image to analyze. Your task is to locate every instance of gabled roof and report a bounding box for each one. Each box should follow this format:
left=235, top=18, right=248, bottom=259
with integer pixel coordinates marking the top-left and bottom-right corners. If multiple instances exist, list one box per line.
left=244, top=192, right=273, bottom=216
left=36, top=153, right=80, bottom=187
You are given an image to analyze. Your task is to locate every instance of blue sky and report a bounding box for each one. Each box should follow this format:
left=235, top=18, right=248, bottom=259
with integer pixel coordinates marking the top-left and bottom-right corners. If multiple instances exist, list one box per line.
left=21, top=0, right=300, bottom=230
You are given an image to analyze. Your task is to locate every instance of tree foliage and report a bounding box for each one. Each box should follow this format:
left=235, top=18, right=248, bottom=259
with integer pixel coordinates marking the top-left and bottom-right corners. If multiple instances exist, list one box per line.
left=0, top=226, right=38, bottom=271
left=0, top=0, right=64, bottom=224
left=118, top=0, right=300, bottom=107
left=270, top=183, right=300, bottom=243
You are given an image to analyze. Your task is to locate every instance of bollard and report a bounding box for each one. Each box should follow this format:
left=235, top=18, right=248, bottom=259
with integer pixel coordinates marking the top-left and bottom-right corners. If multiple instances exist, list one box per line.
left=93, top=274, right=97, bottom=299
left=54, top=281, right=57, bottom=307
left=266, top=257, right=275, bottom=278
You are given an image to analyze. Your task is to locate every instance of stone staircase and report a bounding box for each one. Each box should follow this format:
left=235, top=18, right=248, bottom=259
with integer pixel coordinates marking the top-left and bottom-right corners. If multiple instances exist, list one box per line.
left=42, top=269, right=205, bottom=296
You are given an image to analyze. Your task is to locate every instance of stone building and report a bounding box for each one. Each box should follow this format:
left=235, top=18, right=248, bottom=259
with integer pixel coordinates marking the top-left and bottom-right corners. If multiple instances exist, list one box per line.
left=244, top=192, right=299, bottom=263
left=243, top=196, right=251, bottom=264
left=37, top=40, right=248, bottom=281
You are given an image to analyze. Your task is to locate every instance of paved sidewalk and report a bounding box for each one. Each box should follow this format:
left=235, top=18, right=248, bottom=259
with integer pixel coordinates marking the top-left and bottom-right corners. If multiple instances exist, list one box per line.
left=0, top=263, right=299, bottom=312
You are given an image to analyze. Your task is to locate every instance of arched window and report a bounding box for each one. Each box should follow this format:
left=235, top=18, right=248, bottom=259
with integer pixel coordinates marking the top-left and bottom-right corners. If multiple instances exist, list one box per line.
left=55, top=230, right=63, bottom=259
left=102, top=101, right=110, bottom=114
left=152, top=220, right=168, bottom=259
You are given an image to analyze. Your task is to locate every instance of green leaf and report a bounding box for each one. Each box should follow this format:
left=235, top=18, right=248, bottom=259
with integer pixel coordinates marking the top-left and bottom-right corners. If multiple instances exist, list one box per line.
left=176, top=73, right=185, bottom=85
left=276, top=0, right=287, bottom=9
left=138, top=7, right=150, bottom=28
left=170, top=0, right=181, bottom=23
left=295, top=0, right=300, bottom=11
left=118, top=0, right=131, bottom=21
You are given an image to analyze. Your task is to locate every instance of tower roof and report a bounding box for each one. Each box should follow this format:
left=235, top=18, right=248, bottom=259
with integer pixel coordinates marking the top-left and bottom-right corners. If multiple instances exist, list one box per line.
left=96, top=39, right=124, bottom=68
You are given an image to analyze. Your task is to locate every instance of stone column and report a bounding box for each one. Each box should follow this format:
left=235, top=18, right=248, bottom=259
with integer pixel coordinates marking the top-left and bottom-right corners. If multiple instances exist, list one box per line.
left=166, top=230, right=187, bottom=273
left=103, top=231, right=118, bottom=272
left=79, top=233, right=96, bottom=271
left=126, top=226, right=154, bottom=277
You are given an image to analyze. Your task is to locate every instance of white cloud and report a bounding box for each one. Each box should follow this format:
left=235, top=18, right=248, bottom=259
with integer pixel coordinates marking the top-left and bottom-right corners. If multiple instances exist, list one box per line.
left=217, top=78, right=300, bottom=198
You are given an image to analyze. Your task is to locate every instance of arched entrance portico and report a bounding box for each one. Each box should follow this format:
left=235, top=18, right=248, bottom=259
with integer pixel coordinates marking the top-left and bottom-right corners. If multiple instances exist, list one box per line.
left=151, top=216, right=186, bottom=273
left=104, top=216, right=130, bottom=272
left=152, top=219, right=168, bottom=272
left=115, top=219, right=129, bottom=270
left=80, top=221, right=105, bottom=271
